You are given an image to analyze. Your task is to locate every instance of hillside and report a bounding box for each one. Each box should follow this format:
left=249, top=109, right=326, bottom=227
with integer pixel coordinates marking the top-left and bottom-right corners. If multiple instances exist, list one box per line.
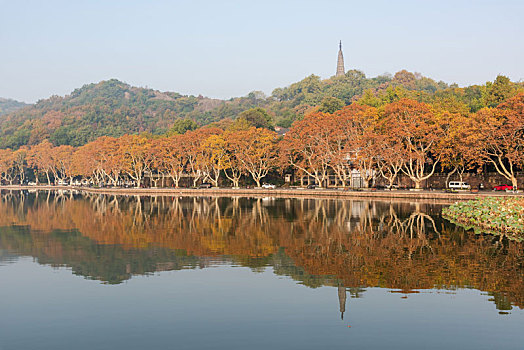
left=0, top=79, right=261, bottom=148
left=0, top=98, right=27, bottom=116
left=0, top=71, right=521, bottom=149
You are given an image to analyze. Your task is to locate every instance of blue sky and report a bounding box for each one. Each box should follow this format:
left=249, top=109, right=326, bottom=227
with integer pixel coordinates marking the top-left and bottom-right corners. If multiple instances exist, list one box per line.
left=1, top=0, right=523, bottom=102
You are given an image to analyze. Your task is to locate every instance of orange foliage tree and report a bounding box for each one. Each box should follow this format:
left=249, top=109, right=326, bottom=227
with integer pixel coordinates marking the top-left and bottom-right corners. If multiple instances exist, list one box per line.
left=466, top=93, right=524, bottom=189
left=229, top=127, right=278, bottom=187
left=27, top=140, right=55, bottom=185
left=374, top=132, right=405, bottom=189
left=0, top=148, right=15, bottom=184
left=52, top=145, right=75, bottom=183
left=382, top=99, right=444, bottom=189
left=119, top=134, right=154, bottom=188
left=200, top=133, right=228, bottom=187
left=281, top=113, right=332, bottom=187
left=182, top=127, right=222, bottom=187
left=152, top=136, right=187, bottom=188
left=221, top=130, right=245, bottom=187
left=13, top=147, right=28, bottom=185
left=333, top=104, right=379, bottom=188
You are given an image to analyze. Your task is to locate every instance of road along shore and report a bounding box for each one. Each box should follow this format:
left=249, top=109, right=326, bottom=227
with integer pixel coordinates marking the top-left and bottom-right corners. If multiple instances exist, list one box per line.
left=1, top=185, right=520, bottom=204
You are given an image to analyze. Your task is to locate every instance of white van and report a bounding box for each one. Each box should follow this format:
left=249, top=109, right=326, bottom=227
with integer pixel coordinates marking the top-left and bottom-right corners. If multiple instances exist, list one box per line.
left=448, top=181, right=471, bottom=190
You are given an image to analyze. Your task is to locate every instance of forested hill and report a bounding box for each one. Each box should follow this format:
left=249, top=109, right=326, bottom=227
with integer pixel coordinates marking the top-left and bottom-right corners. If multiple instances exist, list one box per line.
left=0, top=79, right=261, bottom=148
left=0, top=98, right=27, bottom=116
left=0, top=71, right=522, bottom=149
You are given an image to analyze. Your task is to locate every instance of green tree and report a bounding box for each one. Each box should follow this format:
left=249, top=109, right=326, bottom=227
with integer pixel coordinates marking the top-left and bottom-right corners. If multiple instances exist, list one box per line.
left=484, top=75, right=515, bottom=107
left=237, top=107, right=273, bottom=129
left=169, top=118, right=198, bottom=135
left=318, top=97, right=344, bottom=113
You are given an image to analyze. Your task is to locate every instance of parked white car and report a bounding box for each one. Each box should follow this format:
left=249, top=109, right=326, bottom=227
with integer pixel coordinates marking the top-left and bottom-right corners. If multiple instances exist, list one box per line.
left=261, top=183, right=276, bottom=189
left=448, top=181, right=471, bottom=190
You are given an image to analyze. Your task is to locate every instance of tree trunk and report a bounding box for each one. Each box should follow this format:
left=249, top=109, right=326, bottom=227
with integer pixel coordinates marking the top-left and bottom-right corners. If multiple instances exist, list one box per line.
left=224, top=168, right=241, bottom=188
left=193, top=176, right=199, bottom=187
left=445, top=166, right=458, bottom=189
left=458, top=168, right=465, bottom=184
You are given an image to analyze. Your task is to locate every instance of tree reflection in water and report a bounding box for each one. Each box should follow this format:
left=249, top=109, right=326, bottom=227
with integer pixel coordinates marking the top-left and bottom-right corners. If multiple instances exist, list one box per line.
left=0, top=190, right=522, bottom=313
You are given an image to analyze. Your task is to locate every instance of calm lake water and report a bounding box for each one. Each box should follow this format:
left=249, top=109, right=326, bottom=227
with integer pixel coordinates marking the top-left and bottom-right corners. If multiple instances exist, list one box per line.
left=0, top=190, right=522, bottom=350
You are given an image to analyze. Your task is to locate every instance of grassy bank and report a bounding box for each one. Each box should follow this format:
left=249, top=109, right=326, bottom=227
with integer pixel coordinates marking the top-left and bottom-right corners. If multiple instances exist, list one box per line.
left=443, top=197, right=524, bottom=241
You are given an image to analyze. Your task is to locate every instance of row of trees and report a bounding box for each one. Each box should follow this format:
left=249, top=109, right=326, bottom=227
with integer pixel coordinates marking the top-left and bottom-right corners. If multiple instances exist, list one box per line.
left=0, top=93, right=523, bottom=189
left=0, top=124, right=279, bottom=188
left=283, top=92, right=523, bottom=189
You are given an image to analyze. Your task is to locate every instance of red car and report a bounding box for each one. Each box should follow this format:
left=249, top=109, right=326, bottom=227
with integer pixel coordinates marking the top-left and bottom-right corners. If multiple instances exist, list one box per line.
left=493, top=184, right=513, bottom=191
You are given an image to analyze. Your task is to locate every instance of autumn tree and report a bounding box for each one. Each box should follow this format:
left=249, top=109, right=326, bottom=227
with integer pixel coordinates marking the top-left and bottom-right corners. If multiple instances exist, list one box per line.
left=99, top=137, right=126, bottom=187
left=374, top=133, right=405, bottom=189
left=281, top=113, right=332, bottom=187
left=27, top=140, right=55, bottom=185
left=200, top=133, right=228, bottom=187
left=325, top=115, right=352, bottom=188
left=0, top=148, right=15, bottom=185
left=333, top=104, right=379, bottom=188
left=153, top=136, right=187, bottom=188
left=220, top=134, right=243, bottom=188
left=382, top=99, right=444, bottom=189
left=52, top=145, right=76, bottom=184
left=230, top=127, right=278, bottom=187
left=13, top=147, right=28, bottom=185
left=73, top=140, right=105, bottom=186
left=438, top=112, right=475, bottom=187
left=119, top=134, right=154, bottom=188
left=182, top=127, right=222, bottom=187
left=466, top=93, right=524, bottom=189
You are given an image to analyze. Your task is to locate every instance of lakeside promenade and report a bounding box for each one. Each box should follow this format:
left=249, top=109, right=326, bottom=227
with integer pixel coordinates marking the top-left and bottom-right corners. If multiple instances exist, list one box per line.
left=1, top=185, right=521, bottom=203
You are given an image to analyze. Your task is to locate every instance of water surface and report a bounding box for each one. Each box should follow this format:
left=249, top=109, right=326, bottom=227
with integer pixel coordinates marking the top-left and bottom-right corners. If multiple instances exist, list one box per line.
left=0, top=191, right=522, bottom=349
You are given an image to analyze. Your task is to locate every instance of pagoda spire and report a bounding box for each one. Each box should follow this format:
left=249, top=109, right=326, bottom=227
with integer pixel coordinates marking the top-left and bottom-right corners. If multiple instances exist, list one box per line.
left=338, top=285, right=347, bottom=320
left=336, top=40, right=345, bottom=77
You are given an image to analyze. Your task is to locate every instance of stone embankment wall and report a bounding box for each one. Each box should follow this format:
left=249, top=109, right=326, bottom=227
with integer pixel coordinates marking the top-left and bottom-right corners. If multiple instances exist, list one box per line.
left=1, top=185, right=520, bottom=203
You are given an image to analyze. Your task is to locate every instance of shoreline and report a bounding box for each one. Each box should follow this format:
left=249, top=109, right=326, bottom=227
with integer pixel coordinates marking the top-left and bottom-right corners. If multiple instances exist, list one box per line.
left=1, top=185, right=519, bottom=203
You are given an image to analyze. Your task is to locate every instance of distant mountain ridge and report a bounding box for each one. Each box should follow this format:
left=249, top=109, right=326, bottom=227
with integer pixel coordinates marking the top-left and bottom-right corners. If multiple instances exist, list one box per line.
left=0, top=98, right=27, bottom=116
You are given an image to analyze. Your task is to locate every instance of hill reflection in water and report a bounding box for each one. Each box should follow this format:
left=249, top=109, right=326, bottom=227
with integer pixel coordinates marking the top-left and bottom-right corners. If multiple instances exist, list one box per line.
left=0, top=190, right=522, bottom=312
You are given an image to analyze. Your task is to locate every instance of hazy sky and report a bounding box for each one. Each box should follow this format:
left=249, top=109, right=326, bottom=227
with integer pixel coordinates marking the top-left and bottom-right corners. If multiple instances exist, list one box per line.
left=1, top=0, right=523, bottom=103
